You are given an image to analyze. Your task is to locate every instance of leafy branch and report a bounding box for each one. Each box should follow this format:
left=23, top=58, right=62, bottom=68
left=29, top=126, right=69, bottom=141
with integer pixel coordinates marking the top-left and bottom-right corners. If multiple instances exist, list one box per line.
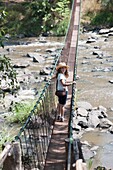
left=0, top=10, right=18, bottom=97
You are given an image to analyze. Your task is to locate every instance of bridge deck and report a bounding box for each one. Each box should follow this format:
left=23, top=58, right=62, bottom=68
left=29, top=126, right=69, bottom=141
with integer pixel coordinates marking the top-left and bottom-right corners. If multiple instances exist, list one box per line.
left=45, top=0, right=81, bottom=169
left=44, top=94, right=71, bottom=170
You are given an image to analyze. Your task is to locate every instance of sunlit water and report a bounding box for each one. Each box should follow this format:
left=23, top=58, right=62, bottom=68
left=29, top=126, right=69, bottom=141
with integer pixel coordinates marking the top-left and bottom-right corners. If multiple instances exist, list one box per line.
left=0, top=33, right=113, bottom=168
left=77, top=32, right=113, bottom=169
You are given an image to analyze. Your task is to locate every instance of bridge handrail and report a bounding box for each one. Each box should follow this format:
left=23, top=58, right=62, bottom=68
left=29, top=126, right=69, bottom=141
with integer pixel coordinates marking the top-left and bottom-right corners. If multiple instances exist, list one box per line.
left=66, top=0, right=81, bottom=169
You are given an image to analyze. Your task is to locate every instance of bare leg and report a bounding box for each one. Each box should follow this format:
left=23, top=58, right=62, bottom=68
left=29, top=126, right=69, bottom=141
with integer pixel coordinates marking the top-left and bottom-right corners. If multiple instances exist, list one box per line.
left=59, top=104, right=64, bottom=122
left=57, top=103, right=60, bottom=114
left=60, top=104, right=64, bottom=117
left=57, top=103, right=61, bottom=120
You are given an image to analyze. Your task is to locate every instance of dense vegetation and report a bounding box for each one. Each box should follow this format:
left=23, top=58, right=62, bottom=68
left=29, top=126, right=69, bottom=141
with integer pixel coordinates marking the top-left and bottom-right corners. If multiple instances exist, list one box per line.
left=0, top=10, right=18, bottom=97
left=0, top=0, right=113, bottom=37
left=0, top=0, right=72, bottom=96
left=83, top=0, right=113, bottom=27
left=0, top=0, right=72, bottom=37
left=91, top=1, right=113, bottom=27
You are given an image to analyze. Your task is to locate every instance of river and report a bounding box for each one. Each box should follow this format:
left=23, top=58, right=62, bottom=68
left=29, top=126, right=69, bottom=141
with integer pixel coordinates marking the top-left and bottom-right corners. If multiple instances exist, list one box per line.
left=77, top=30, right=113, bottom=169
left=0, top=31, right=113, bottom=169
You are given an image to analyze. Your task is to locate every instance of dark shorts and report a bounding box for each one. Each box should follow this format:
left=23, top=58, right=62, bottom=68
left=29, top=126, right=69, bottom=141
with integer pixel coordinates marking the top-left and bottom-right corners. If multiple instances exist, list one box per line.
left=58, top=91, right=68, bottom=105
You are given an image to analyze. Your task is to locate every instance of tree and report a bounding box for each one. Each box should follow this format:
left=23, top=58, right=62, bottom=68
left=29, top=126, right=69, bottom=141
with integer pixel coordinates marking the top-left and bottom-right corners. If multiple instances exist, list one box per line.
left=0, top=10, right=18, bottom=97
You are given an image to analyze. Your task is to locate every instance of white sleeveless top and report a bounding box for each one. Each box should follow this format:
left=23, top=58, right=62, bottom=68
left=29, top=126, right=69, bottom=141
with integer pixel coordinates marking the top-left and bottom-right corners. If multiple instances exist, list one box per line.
left=57, top=73, right=68, bottom=91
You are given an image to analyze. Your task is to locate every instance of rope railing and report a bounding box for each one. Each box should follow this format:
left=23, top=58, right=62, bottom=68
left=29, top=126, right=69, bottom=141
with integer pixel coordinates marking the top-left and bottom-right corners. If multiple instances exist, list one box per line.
left=0, top=5, right=73, bottom=167
left=66, top=0, right=82, bottom=169
left=0, top=52, right=61, bottom=170
left=14, top=53, right=61, bottom=170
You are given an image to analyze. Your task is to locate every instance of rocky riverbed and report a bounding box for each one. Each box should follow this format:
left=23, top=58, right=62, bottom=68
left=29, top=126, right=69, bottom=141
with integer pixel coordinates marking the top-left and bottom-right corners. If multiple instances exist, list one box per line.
left=75, top=28, right=113, bottom=169
left=0, top=28, right=113, bottom=169
left=0, top=36, right=64, bottom=146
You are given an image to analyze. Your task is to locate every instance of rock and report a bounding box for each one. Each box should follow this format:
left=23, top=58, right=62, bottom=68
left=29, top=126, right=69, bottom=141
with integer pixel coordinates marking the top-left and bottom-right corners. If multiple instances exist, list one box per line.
left=108, top=32, right=113, bottom=36
left=82, top=145, right=95, bottom=160
left=109, top=80, right=113, bottom=84
left=85, top=127, right=95, bottom=132
left=45, top=48, right=56, bottom=53
left=98, top=118, right=113, bottom=128
left=109, top=27, right=113, bottom=32
left=77, top=108, right=88, bottom=117
left=81, top=60, right=91, bottom=64
left=88, top=111, right=100, bottom=128
left=95, top=166, right=107, bottom=170
left=110, top=107, right=113, bottom=111
left=96, top=55, right=103, bottom=59
left=5, top=34, right=11, bottom=38
left=109, top=126, right=113, bottom=134
left=76, top=101, right=93, bottom=111
left=72, top=123, right=82, bottom=131
left=99, top=29, right=110, bottom=34
left=106, top=58, right=113, bottom=63
left=77, top=116, right=88, bottom=123
left=91, top=110, right=104, bottom=119
left=90, top=145, right=99, bottom=151
left=81, top=141, right=91, bottom=146
left=39, top=69, right=50, bottom=75
left=78, top=121, right=88, bottom=128
left=92, top=51, right=103, bottom=56
left=98, top=105, right=108, bottom=118
left=86, top=38, right=96, bottom=43
left=91, top=67, right=112, bottom=72
left=94, top=46, right=100, bottom=49
left=104, top=67, right=112, bottom=72
left=26, top=53, right=45, bottom=63
left=35, top=49, right=41, bottom=52
left=13, top=63, right=30, bottom=68
left=6, top=48, right=15, bottom=52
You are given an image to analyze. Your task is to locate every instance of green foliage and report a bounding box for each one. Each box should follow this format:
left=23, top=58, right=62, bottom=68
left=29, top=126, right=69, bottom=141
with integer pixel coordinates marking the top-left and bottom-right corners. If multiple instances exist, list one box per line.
left=0, top=126, right=14, bottom=151
left=91, top=10, right=113, bottom=26
left=0, top=10, right=18, bottom=97
left=101, top=0, right=113, bottom=9
left=0, top=55, right=18, bottom=95
left=50, top=0, right=70, bottom=36
left=0, top=0, right=71, bottom=36
left=88, top=0, right=113, bottom=27
left=52, top=17, right=70, bottom=36
left=8, top=101, right=36, bottom=124
left=0, top=10, right=7, bottom=47
left=87, top=159, right=93, bottom=170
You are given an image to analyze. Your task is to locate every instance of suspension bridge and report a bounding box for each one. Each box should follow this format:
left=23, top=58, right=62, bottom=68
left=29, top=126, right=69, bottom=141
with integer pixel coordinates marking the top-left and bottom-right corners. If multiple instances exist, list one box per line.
left=0, top=0, right=85, bottom=169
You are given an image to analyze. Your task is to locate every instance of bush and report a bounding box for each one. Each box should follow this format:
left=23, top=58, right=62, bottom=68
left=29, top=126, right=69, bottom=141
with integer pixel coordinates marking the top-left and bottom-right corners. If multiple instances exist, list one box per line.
left=8, top=101, right=36, bottom=124
left=52, top=17, right=70, bottom=36
left=91, top=10, right=113, bottom=27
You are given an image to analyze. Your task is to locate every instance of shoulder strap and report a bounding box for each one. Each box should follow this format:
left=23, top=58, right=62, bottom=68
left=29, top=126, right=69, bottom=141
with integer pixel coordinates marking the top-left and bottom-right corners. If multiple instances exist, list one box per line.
left=56, top=79, right=58, bottom=91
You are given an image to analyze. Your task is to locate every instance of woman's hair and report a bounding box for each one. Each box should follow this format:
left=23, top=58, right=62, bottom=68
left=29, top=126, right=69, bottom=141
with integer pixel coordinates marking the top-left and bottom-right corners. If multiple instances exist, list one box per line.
left=56, top=67, right=69, bottom=78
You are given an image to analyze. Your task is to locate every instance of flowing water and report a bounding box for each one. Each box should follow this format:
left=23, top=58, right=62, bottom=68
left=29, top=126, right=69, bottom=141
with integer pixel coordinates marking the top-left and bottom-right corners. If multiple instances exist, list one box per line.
left=0, top=33, right=113, bottom=168
left=77, top=31, right=113, bottom=169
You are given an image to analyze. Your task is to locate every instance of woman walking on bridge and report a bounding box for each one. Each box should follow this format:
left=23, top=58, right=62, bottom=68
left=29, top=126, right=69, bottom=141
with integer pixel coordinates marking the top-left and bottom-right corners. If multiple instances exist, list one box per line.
left=55, top=62, right=75, bottom=122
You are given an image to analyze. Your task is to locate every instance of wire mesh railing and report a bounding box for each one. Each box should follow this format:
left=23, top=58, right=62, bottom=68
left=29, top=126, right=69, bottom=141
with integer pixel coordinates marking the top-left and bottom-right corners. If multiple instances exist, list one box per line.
left=14, top=54, right=60, bottom=170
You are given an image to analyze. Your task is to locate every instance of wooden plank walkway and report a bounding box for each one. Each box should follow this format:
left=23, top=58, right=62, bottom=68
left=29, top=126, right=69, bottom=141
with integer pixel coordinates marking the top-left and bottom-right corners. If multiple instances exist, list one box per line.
left=44, top=95, right=71, bottom=170
left=44, top=0, right=81, bottom=169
